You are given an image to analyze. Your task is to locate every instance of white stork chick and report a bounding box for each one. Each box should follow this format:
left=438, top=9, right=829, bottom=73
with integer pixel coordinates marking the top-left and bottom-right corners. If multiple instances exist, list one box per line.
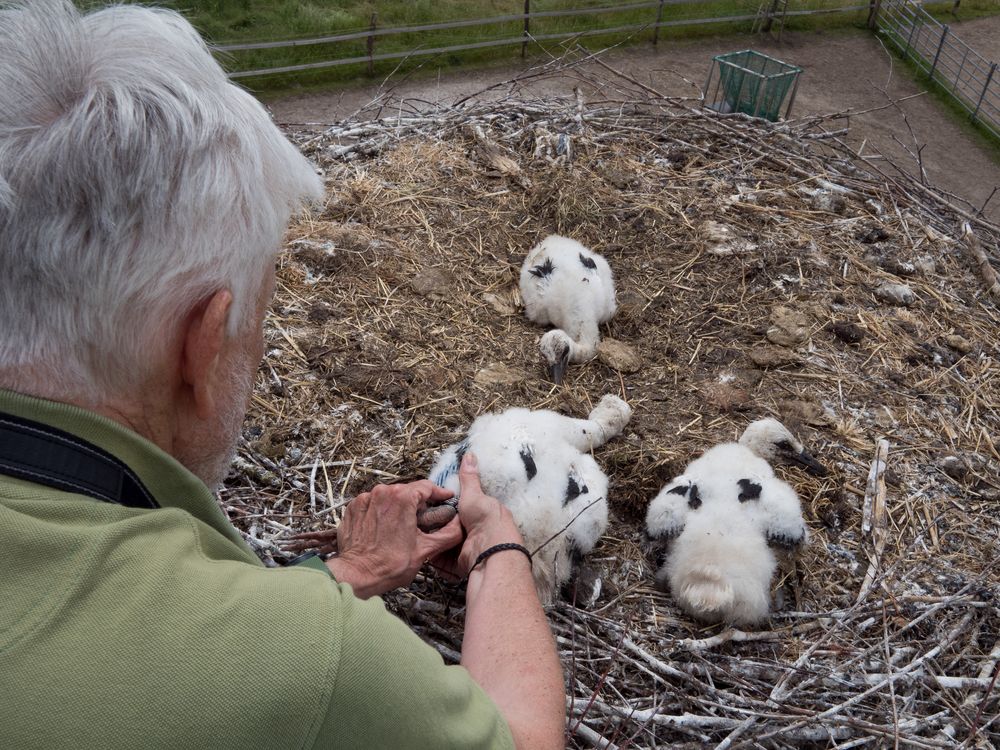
left=429, top=394, right=632, bottom=603
left=645, top=418, right=824, bottom=626
left=519, top=235, right=616, bottom=384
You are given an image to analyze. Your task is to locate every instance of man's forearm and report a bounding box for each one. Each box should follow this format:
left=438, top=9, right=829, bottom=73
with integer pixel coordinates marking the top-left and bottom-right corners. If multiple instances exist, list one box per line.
left=461, top=538, right=565, bottom=750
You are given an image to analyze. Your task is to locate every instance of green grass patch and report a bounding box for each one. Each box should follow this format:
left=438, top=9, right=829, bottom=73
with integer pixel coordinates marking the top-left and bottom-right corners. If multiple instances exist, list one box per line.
left=147, top=0, right=876, bottom=90
left=93, top=0, right=998, bottom=93
left=921, top=0, right=1000, bottom=23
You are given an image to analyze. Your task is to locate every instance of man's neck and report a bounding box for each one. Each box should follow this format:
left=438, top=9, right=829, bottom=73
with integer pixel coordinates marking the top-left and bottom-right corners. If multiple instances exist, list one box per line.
left=91, top=401, right=175, bottom=454
left=0, top=374, right=177, bottom=457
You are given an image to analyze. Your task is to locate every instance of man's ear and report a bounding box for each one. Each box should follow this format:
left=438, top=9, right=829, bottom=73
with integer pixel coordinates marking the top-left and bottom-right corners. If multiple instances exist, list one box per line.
left=181, top=289, right=233, bottom=420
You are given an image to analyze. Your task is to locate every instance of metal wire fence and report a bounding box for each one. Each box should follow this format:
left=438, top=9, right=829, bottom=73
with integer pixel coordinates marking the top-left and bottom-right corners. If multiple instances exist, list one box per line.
left=876, top=0, right=999, bottom=139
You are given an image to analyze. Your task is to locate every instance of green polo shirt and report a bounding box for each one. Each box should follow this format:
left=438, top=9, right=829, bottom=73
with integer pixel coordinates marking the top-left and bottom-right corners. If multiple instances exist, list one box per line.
left=0, top=389, right=513, bottom=749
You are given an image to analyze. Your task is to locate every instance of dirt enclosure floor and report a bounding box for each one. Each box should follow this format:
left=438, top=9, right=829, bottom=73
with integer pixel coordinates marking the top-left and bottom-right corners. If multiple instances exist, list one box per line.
left=269, top=16, right=1000, bottom=224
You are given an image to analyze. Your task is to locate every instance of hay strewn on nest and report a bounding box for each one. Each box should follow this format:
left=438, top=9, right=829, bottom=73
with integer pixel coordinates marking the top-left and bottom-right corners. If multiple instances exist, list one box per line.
left=222, top=57, right=1000, bottom=747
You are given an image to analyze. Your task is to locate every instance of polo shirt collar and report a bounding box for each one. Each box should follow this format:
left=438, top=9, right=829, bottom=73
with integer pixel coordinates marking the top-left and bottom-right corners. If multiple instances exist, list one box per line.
left=0, top=388, right=247, bottom=548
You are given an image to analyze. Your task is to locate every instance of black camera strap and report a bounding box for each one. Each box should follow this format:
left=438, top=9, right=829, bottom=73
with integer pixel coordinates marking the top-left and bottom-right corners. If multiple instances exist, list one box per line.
left=0, top=410, right=158, bottom=509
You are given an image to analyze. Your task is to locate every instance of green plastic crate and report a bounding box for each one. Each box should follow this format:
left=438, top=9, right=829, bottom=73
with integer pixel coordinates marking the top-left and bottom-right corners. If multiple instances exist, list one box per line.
left=708, top=50, right=802, bottom=121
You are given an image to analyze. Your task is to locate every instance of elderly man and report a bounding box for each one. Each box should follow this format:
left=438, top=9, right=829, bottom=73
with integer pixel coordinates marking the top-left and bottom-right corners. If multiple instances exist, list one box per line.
left=0, top=1, right=564, bottom=748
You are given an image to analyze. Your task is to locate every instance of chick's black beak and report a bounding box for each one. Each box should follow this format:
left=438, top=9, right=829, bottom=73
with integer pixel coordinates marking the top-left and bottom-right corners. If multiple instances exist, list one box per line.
left=548, top=350, right=570, bottom=385
left=789, top=449, right=828, bottom=477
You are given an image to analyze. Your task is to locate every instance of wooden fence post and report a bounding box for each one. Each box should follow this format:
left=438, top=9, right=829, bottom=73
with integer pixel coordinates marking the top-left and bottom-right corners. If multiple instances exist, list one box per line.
left=652, top=0, right=665, bottom=46
left=761, top=0, right=780, bottom=33
left=867, top=0, right=882, bottom=30
left=366, top=13, right=377, bottom=76
left=522, top=0, right=530, bottom=59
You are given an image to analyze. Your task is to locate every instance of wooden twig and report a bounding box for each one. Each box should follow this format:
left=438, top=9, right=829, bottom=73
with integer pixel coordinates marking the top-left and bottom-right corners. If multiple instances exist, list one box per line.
left=961, top=222, right=1000, bottom=300
left=858, top=438, right=890, bottom=603
left=568, top=716, right=620, bottom=750
left=672, top=621, right=824, bottom=652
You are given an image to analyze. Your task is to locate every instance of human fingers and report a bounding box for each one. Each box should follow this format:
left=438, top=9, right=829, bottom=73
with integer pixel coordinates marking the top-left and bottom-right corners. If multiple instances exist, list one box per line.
left=364, top=486, right=423, bottom=534
left=456, top=453, right=505, bottom=527
left=369, top=483, right=412, bottom=506
left=345, top=492, right=371, bottom=516
left=286, top=528, right=337, bottom=543
left=369, top=481, right=444, bottom=513
left=282, top=539, right=317, bottom=554
left=457, top=452, right=484, bottom=497
left=392, top=479, right=455, bottom=508
left=417, top=516, right=464, bottom=560
left=283, top=528, right=338, bottom=555
left=400, top=478, right=451, bottom=499
left=338, top=492, right=373, bottom=544
left=427, top=484, right=456, bottom=502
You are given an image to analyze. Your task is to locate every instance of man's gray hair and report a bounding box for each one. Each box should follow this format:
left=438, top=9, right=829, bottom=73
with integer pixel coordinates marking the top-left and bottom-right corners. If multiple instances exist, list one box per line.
left=0, top=0, right=322, bottom=400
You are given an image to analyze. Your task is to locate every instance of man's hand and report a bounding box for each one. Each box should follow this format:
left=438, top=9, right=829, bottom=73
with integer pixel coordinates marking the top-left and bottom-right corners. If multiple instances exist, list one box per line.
left=327, top=480, right=463, bottom=598
left=430, top=453, right=526, bottom=579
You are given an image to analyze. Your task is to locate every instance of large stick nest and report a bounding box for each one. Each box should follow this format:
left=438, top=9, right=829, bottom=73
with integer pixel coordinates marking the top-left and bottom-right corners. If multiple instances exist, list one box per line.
left=222, top=57, right=1000, bottom=747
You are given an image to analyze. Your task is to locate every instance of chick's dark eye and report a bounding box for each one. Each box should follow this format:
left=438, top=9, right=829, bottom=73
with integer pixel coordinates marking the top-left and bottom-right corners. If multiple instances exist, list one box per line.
left=776, top=440, right=794, bottom=451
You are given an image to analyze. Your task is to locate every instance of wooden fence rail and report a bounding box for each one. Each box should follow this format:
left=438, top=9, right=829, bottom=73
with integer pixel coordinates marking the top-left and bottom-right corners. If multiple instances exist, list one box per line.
left=218, top=0, right=871, bottom=80
left=218, top=1, right=697, bottom=52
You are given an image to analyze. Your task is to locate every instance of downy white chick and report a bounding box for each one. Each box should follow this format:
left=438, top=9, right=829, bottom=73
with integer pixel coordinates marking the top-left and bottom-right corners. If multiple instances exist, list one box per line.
left=429, top=395, right=632, bottom=603
left=645, top=418, right=824, bottom=626
left=519, top=235, right=616, bottom=384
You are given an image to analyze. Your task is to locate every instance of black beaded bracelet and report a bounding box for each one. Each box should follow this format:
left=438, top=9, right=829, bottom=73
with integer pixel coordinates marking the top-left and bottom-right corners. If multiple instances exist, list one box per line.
left=470, top=542, right=532, bottom=573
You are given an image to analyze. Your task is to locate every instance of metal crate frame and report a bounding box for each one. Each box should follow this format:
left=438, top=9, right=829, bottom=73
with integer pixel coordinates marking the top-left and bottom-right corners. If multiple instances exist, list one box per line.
left=703, top=49, right=802, bottom=121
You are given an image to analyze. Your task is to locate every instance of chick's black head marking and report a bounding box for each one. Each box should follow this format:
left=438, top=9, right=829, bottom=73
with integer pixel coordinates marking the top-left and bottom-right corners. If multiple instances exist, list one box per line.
left=519, top=447, right=537, bottom=480
left=564, top=475, right=589, bottom=506
left=666, top=482, right=702, bottom=509
left=687, top=484, right=702, bottom=509
left=529, top=258, right=555, bottom=278
left=737, top=479, right=762, bottom=502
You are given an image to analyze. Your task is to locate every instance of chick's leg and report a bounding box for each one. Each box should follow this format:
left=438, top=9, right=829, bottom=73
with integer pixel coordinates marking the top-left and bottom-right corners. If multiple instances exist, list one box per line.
left=556, top=394, right=633, bottom=451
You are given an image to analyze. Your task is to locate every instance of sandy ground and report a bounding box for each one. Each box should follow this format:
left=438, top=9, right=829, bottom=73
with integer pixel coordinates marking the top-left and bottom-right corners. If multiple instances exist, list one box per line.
left=267, top=16, right=1000, bottom=223
left=951, top=12, right=1000, bottom=60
